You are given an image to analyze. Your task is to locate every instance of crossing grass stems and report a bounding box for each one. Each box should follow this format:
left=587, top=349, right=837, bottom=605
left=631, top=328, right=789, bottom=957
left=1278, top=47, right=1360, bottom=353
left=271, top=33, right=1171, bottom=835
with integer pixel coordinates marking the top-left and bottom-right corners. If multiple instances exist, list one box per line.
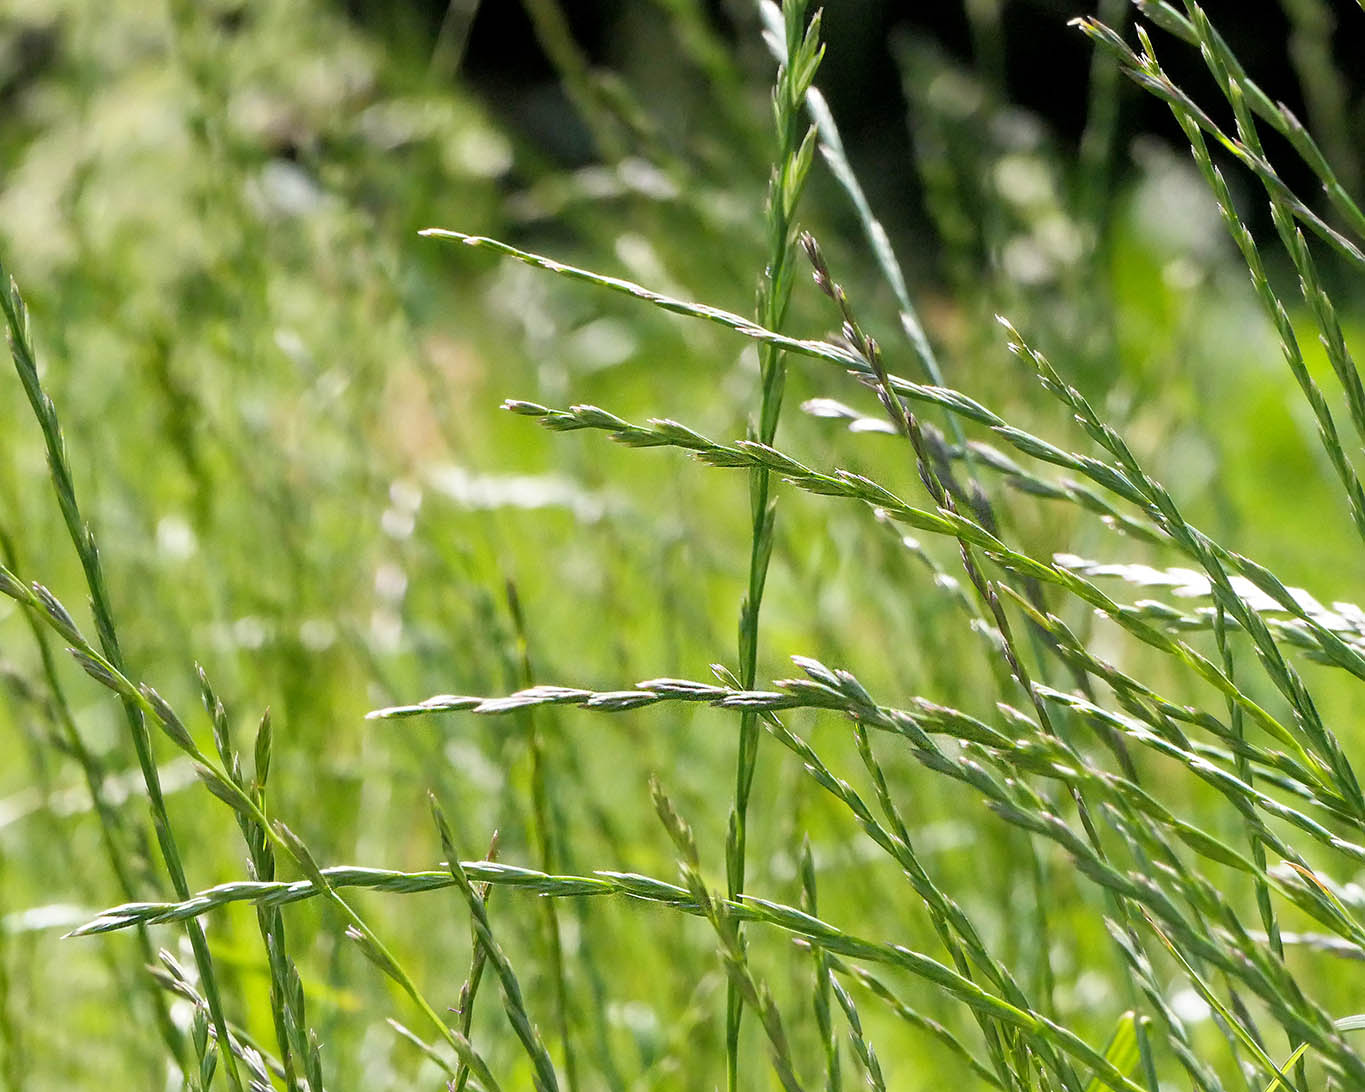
left=5, top=1, right=1365, bottom=1090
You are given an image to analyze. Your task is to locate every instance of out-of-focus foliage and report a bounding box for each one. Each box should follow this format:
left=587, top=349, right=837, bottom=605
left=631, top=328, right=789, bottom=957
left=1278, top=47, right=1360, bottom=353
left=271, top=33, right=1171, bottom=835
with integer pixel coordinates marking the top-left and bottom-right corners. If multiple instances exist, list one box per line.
left=2, top=0, right=1365, bottom=1089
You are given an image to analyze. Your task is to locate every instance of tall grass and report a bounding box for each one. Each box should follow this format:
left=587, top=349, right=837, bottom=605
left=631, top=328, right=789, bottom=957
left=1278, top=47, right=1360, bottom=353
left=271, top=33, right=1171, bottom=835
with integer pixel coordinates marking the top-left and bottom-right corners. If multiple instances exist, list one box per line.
left=3, top=0, right=1365, bottom=1089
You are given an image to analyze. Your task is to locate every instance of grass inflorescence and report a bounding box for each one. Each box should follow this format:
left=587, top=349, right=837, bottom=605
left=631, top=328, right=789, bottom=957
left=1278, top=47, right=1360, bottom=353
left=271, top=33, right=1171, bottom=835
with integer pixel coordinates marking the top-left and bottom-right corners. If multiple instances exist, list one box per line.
left=4, top=0, right=1365, bottom=1090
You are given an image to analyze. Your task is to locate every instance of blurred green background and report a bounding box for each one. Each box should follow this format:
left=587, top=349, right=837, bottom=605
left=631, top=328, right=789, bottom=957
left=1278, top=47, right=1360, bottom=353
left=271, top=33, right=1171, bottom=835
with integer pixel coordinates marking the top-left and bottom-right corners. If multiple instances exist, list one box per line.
left=2, top=0, right=1365, bottom=1088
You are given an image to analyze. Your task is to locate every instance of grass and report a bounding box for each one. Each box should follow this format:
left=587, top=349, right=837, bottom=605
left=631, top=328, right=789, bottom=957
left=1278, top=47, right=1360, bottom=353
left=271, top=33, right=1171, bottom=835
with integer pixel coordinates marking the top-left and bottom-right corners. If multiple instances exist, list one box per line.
left=4, top=0, right=1365, bottom=1089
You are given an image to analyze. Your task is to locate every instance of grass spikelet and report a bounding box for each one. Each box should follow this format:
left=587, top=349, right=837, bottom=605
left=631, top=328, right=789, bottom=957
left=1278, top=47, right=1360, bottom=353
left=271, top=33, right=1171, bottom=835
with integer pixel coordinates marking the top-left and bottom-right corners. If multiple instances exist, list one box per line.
left=9, top=3, right=1365, bottom=1089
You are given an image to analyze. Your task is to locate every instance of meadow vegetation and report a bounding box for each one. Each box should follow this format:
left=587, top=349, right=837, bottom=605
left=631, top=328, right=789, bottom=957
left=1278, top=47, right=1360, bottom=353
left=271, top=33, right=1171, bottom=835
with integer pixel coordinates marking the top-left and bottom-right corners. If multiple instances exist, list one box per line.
left=2, top=1, right=1365, bottom=1089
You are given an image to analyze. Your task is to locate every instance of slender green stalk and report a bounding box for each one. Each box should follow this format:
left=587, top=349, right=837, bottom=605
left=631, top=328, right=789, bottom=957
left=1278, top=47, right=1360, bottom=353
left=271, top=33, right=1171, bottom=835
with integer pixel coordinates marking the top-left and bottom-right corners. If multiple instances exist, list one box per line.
left=387, top=1018, right=457, bottom=1082
left=830, top=976, right=885, bottom=1092
left=0, top=521, right=185, bottom=1072
left=1106, top=925, right=1229, bottom=1092
left=0, top=261, right=242, bottom=1091
left=1144, top=30, right=1365, bottom=551
left=818, top=947, right=1007, bottom=1088
left=759, top=4, right=965, bottom=438
left=1179, top=2, right=1365, bottom=484
left=74, top=847, right=1154, bottom=1092
left=799, top=233, right=1061, bottom=747
left=451, top=832, right=500, bottom=1092
left=654, top=780, right=808, bottom=1092
left=1128, top=0, right=1365, bottom=239
left=798, top=840, right=840, bottom=1092
left=726, top=5, right=823, bottom=1087
left=492, top=400, right=1319, bottom=783
left=1076, top=16, right=1365, bottom=269
left=1001, top=316, right=1365, bottom=819
left=198, top=675, right=320, bottom=1092
left=0, top=556, right=496, bottom=1087
left=801, top=231, right=1229, bottom=1077
left=505, top=582, right=578, bottom=1091
left=847, top=722, right=1018, bottom=1088
left=1214, top=604, right=1282, bottom=965
left=1142, top=913, right=1305, bottom=1092
left=431, top=796, right=561, bottom=1092
left=152, top=953, right=281, bottom=1092
left=423, top=229, right=1365, bottom=689
left=702, top=672, right=1046, bottom=1090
